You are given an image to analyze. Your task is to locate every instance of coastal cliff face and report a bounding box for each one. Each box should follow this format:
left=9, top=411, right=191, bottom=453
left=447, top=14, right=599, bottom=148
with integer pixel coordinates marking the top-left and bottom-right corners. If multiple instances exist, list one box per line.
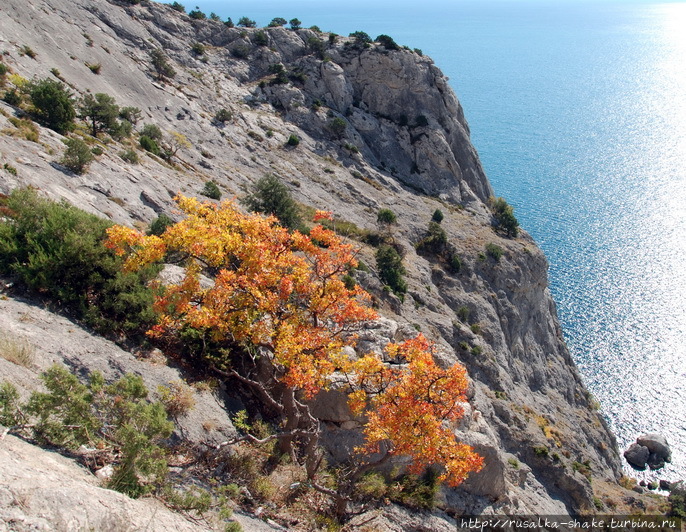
left=0, top=0, right=639, bottom=525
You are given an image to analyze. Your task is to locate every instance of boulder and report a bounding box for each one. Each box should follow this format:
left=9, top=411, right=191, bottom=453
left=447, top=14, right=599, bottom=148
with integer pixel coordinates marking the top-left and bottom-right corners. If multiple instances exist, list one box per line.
left=624, top=443, right=650, bottom=470
left=636, top=433, right=671, bottom=463
left=624, top=433, right=671, bottom=470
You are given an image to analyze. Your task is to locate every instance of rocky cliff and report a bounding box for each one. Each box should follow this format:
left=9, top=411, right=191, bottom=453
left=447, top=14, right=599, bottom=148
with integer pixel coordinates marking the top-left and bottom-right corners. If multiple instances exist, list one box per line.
left=0, top=0, right=654, bottom=527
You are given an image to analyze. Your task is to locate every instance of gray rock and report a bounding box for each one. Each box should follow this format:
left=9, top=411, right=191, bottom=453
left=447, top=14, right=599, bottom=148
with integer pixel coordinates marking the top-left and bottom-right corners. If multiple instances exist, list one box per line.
left=0, top=434, right=212, bottom=531
left=636, top=433, right=671, bottom=462
left=624, top=443, right=650, bottom=470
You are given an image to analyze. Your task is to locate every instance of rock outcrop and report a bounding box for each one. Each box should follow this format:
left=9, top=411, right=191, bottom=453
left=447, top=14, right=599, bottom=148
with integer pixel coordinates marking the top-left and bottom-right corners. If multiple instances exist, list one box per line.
left=0, top=0, right=632, bottom=525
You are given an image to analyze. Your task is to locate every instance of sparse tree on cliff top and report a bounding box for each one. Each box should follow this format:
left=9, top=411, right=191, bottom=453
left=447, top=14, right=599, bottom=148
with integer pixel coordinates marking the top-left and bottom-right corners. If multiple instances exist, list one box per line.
left=105, top=197, right=482, bottom=515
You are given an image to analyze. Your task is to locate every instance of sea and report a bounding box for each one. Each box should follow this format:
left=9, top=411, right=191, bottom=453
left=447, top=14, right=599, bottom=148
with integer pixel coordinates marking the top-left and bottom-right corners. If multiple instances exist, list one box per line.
left=192, top=0, right=686, bottom=482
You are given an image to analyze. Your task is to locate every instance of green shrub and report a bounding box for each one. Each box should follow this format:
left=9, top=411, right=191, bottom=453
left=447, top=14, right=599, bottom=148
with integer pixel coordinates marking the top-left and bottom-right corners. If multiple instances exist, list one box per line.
left=485, top=243, right=504, bottom=261
left=147, top=213, right=174, bottom=236
left=5, top=365, right=173, bottom=497
left=79, top=92, right=119, bottom=137
left=327, top=117, right=347, bottom=139
left=61, top=138, right=94, bottom=174
left=376, top=208, right=397, bottom=226
left=669, top=482, right=686, bottom=518
left=200, top=180, right=221, bottom=200
left=237, top=16, right=256, bottom=28
left=149, top=49, right=176, bottom=81
left=0, top=188, right=160, bottom=337
left=349, top=31, right=372, bottom=47
left=456, top=306, right=470, bottom=322
left=188, top=9, right=206, bottom=20
left=139, top=135, right=160, bottom=155
left=170, top=1, right=185, bottom=12
left=109, top=119, right=133, bottom=140
left=190, top=42, right=205, bottom=56
left=376, top=244, right=407, bottom=295
left=253, top=31, right=268, bottom=47
left=286, top=134, right=300, bottom=147
left=3, top=163, right=17, bottom=176
left=119, top=106, right=141, bottom=126
left=490, top=196, right=519, bottom=237
left=447, top=252, right=462, bottom=273
left=86, top=62, right=102, bottom=74
left=140, top=123, right=162, bottom=140
left=214, top=108, right=232, bottom=123
left=2, top=88, right=21, bottom=106
left=0, top=63, right=8, bottom=77
left=416, top=221, right=447, bottom=255
left=120, top=149, right=139, bottom=164
left=29, top=78, right=76, bottom=133
left=289, top=18, right=302, bottom=30
left=431, top=209, right=444, bottom=223
left=224, top=17, right=234, bottom=28
left=231, top=44, right=250, bottom=59
left=242, top=174, right=303, bottom=230
left=268, top=17, right=287, bottom=27
left=91, top=146, right=103, bottom=156
left=375, top=34, right=400, bottom=50
left=533, top=445, right=549, bottom=458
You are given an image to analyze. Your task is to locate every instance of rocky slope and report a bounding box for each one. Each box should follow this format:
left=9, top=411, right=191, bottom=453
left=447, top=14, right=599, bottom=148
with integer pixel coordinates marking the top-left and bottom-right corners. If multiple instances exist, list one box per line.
left=0, top=0, right=650, bottom=525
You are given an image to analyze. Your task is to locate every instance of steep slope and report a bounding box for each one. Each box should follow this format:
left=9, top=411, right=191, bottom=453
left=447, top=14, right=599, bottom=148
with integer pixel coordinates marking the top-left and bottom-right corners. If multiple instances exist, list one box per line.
left=0, top=0, right=631, bottom=519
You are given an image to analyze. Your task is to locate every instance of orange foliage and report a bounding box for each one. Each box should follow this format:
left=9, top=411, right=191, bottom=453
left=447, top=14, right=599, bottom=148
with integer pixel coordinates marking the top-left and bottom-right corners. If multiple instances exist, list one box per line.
left=106, top=195, right=482, bottom=486
left=342, top=335, right=483, bottom=485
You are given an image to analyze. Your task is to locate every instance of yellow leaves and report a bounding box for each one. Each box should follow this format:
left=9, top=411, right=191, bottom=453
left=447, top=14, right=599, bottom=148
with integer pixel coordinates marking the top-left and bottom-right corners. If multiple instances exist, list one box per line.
left=106, top=195, right=482, bottom=488
left=348, top=335, right=483, bottom=487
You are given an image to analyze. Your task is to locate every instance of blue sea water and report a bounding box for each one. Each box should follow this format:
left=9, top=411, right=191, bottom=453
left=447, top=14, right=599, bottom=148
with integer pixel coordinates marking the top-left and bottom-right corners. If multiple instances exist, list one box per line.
left=194, top=0, right=686, bottom=481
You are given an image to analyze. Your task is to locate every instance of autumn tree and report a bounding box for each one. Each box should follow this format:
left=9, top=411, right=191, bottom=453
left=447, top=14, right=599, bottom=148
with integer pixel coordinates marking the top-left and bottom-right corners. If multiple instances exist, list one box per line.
left=106, top=197, right=482, bottom=516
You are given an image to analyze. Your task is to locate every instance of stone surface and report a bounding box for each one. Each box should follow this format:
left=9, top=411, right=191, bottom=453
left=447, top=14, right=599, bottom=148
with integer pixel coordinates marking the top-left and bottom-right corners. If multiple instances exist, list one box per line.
left=624, top=443, right=650, bottom=470
left=0, top=434, right=210, bottom=531
left=637, top=433, right=672, bottom=462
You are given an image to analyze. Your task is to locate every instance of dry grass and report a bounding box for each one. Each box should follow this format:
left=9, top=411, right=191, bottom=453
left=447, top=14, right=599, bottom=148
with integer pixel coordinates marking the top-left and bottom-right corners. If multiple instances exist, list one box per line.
left=0, top=332, right=35, bottom=367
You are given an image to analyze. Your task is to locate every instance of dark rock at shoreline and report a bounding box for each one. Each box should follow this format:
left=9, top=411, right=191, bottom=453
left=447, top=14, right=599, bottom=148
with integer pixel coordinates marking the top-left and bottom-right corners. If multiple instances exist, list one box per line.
left=624, top=443, right=650, bottom=470
left=624, top=433, right=671, bottom=470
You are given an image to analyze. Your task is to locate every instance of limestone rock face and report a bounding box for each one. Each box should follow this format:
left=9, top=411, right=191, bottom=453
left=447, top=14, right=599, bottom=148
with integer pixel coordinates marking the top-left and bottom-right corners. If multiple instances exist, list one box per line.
left=0, top=434, right=210, bottom=531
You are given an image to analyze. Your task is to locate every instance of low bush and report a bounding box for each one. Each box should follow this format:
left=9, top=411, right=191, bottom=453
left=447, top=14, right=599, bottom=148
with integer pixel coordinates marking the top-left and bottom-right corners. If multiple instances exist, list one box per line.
left=147, top=213, right=174, bottom=236
left=0, top=366, right=172, bottom=497
left=431, top=209, right=444, bottom=223
left=139, top=135, right=160, bottom=156
left=119, top=148, right=139, bottom=164
left=485, top=243, right=504, bottom=261
left=214, top=108, right=232, bottom=123
left=376, top=244, right=407, bottom=295
left=2, top=88, right=21, bottom=106
left=200, top=180, right=221, bottom=200
left=242, top=174, right=302, bottom=230
left=29, top=78, right=75, bottom=133
left=416, top=221, right=447, bottom=255
left=490, top=196, right=519, bottom=237
left=61, top=138, right=94, bottom=174
left=286, top=134, right=300, bottom=147
left=375, top=34, right=400, bottom=50
left=0, top=188, right=160, bottom=337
